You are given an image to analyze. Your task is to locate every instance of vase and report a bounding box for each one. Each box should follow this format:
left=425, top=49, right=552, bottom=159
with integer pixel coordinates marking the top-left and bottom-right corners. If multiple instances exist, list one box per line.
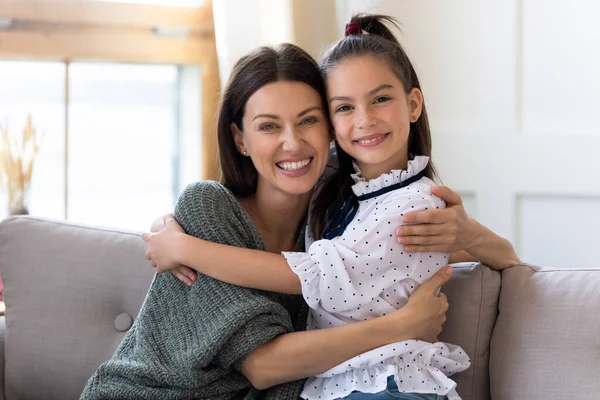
left=8, top=206, right=29, bottom=216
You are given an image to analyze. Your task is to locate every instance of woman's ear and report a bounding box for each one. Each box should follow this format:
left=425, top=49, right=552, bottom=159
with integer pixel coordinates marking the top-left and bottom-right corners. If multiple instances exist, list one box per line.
left=231, top=123, right=246, bottom=155
left=408, top=88, right=424, bottom=123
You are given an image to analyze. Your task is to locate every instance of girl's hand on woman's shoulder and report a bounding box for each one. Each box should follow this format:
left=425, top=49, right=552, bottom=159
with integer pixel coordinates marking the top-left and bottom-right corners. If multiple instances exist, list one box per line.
left=396, top=186, right=480, bottom=254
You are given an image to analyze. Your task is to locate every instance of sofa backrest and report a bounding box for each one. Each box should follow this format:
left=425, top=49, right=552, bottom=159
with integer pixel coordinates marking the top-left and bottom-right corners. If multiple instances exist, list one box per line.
left=441, top=263, right=501, bottom=400
left=490, top=265, right=600, bottom=400
left=0, top=216, right=155, bottom=400
left=0, top=216, right=502, bottom=400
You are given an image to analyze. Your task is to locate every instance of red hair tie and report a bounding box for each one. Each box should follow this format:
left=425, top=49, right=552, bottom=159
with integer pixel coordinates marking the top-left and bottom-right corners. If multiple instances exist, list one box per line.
left=345, top=22, right=362, bottom=36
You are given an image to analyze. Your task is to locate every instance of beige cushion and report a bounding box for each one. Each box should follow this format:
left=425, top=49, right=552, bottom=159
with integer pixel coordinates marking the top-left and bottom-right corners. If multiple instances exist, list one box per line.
left=440, top=263, right=501, bottom=400
left=0, top=216, right=155, bottom=400
left=490, top=265, right=600, bottom=400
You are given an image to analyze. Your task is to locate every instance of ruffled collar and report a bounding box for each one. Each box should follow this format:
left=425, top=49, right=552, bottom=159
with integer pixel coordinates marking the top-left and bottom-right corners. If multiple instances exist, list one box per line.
left=351, top=155, right=429, bottom=197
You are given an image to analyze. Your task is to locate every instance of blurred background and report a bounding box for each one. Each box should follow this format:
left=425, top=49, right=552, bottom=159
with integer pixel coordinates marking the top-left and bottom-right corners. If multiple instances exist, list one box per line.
left=0, top=0, right=599, bottom=269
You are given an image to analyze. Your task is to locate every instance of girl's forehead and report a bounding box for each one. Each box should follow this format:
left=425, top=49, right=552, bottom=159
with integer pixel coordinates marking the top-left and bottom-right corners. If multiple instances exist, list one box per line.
left=326, top=57, right=401, bottom=94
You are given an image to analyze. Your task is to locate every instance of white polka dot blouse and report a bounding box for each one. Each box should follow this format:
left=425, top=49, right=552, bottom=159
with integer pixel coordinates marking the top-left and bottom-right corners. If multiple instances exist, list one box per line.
left=283, top=156, right=470, bottom=400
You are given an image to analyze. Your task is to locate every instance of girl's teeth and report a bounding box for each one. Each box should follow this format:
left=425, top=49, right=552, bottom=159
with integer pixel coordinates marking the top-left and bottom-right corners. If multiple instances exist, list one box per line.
left=279, top=158, right=311, bottom=171
left=358, top=134, right=386, bottom=145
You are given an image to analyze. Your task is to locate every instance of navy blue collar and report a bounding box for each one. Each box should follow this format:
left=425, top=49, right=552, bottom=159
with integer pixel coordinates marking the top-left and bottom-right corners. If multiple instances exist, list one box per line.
left=323, top=170, right=425, bottom=240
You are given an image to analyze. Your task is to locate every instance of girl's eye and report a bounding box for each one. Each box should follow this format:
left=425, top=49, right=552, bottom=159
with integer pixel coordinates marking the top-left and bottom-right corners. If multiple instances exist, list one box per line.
left=374, top=96, right=391, bottom=104
left=335, top=105, right=352, bottom=113
left=259, top=123, right=277, bottom=131
left=300, top=116, right=318, bottom=125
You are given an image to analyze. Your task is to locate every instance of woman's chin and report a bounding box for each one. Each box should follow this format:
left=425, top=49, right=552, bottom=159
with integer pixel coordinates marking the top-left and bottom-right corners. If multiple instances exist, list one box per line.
left=276, top=175, right=318, bottom=197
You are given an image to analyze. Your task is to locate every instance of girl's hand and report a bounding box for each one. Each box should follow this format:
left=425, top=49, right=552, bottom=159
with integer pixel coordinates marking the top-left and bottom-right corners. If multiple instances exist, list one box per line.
left=171, top=265, right=198, bottom=287
left=386, top=266, right=452, bottom=343
left=142, top=215, right=186, bottom=272
left=396, top=186, right=480, bottom=253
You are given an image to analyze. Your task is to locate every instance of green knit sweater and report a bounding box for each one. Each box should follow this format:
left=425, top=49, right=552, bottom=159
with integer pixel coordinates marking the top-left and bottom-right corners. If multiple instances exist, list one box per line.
left=80, top=181, right=309, bottom=399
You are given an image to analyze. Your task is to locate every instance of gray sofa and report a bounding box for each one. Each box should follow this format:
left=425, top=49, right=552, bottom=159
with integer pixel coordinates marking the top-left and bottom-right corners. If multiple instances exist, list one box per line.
left=0, top=216, right=598, bottom=399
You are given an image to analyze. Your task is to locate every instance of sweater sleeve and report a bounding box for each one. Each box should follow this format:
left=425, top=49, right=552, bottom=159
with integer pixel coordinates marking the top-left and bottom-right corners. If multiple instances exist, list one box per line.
left=80, top=181, right=306, bottom=400
left=172, top=181, right=302, bottom=371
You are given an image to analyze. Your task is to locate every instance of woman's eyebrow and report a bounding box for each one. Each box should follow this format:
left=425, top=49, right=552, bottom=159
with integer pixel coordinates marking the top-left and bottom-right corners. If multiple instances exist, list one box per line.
left=252, top=114, right=279, bottom=121
left=297, top=106, right=322, bottom=117
left=329, top=84, right=395, bottom=104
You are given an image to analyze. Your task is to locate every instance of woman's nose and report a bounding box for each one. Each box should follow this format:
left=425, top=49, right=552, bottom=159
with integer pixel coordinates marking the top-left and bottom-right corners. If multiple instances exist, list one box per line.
left=281, top=126, right=303, bottom=152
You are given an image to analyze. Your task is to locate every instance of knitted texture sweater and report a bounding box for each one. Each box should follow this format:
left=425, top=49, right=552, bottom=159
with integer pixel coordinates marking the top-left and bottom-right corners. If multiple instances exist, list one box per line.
left=80, top=181, right=309, bottom=399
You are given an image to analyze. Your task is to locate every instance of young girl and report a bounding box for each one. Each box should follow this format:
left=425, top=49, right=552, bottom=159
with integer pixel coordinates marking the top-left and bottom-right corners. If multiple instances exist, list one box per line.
left=145, top=14, right=474, bottom=400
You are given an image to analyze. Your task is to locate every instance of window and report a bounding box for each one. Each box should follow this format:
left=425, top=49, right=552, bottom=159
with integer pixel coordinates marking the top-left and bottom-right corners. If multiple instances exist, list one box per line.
left=95, top=0, right=205, bottom=6
left=0, top=60, right=202, bottom=231
left=0, top=61, right=66, bottom=220
left=0, top=0, right=218, bottom=230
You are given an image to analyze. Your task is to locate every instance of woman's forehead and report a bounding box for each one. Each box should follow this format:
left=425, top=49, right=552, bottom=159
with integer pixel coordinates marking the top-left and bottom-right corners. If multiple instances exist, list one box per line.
left=245, top=81, right=324, bottom=119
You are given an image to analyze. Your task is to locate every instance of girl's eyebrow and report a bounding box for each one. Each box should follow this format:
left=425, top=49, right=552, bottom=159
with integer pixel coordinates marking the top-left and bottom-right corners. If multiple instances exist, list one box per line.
left=329, top=83, right=395, bottom=104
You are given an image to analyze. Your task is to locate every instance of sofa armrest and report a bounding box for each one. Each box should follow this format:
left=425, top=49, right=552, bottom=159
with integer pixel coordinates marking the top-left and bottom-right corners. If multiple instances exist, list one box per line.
left=0, top=316, right=6, bottom=400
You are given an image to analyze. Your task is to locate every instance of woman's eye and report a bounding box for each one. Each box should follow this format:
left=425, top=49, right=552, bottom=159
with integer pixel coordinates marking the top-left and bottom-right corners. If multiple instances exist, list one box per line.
left=374, top=96, right=391, bottom=104
left=335, top=105, right=352, bottom=113
left=300, top=116, right=318, bottom=125
left=260, top=123, right=277, bottom=131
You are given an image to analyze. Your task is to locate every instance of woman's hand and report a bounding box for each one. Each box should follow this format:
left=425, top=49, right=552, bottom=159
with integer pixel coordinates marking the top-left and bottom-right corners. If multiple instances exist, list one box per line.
left=384, top=266, right=452, bottom=343
left=396, top=186, right=480, bottom=253
left=142, top=215, right=186, bottom=272
left=170, top=265, right=198, bottom=287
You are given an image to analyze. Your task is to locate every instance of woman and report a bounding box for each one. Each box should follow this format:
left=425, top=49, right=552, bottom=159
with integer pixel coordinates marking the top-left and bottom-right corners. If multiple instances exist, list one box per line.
left=81, top=43, right=453, bottom=400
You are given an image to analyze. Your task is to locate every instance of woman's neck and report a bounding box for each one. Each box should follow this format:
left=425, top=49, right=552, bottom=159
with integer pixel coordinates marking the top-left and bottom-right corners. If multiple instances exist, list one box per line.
left=241, top=183, right=312, bottom=254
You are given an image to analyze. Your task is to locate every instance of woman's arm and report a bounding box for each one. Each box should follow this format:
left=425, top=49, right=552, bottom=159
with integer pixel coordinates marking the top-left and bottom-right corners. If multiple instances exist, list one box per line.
left=397, top=185, right=521, bottom=270
left=143, top=215, right=302, bottom=294
left=242, top=266, right=453, bottom=389
left=460, top=219, right=520, bottom=269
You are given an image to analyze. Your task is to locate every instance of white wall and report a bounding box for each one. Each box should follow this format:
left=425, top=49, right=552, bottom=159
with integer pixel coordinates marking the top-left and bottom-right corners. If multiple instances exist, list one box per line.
left=213, top=0, right=600, bottom=268
left=212, top=0, right=339, bottom=87
left=336, top=0, right=600, bottom=268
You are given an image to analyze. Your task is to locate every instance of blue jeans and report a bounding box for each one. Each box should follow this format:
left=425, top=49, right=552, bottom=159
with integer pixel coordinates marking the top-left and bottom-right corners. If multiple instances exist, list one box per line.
left=338, top=376, right=448, bottom=400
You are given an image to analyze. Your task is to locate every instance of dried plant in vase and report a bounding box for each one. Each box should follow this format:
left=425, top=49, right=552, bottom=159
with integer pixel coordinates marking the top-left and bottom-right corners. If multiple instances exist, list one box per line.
left=0, top=114, right=43, bottom=216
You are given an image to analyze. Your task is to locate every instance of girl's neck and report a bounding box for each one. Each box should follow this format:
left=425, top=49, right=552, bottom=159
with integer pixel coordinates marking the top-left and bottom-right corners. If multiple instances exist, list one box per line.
left=241, top=181, right=311, bottom=254
left=357, top=152, right=409, bottom=181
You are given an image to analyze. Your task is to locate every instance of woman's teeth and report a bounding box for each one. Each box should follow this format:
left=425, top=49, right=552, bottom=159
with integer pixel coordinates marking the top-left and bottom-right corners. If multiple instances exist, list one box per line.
left=277, top=158, right=311, bottom=171
left=357, top=133, right=387, bottom=145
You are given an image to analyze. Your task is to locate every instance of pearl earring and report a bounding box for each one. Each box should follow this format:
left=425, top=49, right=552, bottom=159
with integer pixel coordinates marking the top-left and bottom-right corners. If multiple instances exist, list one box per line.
left=243, top=151, right=247, bottom=155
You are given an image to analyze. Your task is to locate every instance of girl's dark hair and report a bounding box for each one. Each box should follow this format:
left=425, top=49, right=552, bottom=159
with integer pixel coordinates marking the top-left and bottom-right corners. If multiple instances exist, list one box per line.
left=218, top=43, right=328, bottom=197
left=310, top=14, right=438, bottom=239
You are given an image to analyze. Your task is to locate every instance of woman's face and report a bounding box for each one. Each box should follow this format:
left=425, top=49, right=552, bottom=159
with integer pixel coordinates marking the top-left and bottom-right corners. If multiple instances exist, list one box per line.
left=327, top=55, right=422, bottom=179
left=233, top=81, right=330, bottom=197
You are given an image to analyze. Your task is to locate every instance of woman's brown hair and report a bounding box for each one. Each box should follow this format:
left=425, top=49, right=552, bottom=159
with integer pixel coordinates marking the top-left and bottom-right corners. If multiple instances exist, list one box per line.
left=217, top=43, right=328, bottom=197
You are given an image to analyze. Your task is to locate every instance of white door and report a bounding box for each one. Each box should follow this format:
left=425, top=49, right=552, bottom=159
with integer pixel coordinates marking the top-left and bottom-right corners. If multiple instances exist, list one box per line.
left=337, top=0, right=600, bottom=268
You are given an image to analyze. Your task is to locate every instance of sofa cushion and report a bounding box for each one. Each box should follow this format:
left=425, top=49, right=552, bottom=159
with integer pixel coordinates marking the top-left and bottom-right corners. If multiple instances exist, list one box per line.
left=440, top=263, right=501, bottom=400
left=490, top=265, right=600, bottom=400
left=0, top=216, right=155, bottom=400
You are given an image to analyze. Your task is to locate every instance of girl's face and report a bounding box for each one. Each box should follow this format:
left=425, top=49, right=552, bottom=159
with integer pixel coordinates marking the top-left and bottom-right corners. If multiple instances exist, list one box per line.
left=233, top=81, right=330, bottom=197
left=327, top=55, right=423, bottom=180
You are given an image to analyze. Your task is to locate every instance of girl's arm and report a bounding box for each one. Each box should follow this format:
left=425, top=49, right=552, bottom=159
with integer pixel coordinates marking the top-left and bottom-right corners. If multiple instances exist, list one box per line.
left=397, top=185, right=520, bottom=270
left=143, top=216, right=302, bottom=294
left=242, top=266, right=453, bottom=389
left=178, top=233, right=302, bottom=294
